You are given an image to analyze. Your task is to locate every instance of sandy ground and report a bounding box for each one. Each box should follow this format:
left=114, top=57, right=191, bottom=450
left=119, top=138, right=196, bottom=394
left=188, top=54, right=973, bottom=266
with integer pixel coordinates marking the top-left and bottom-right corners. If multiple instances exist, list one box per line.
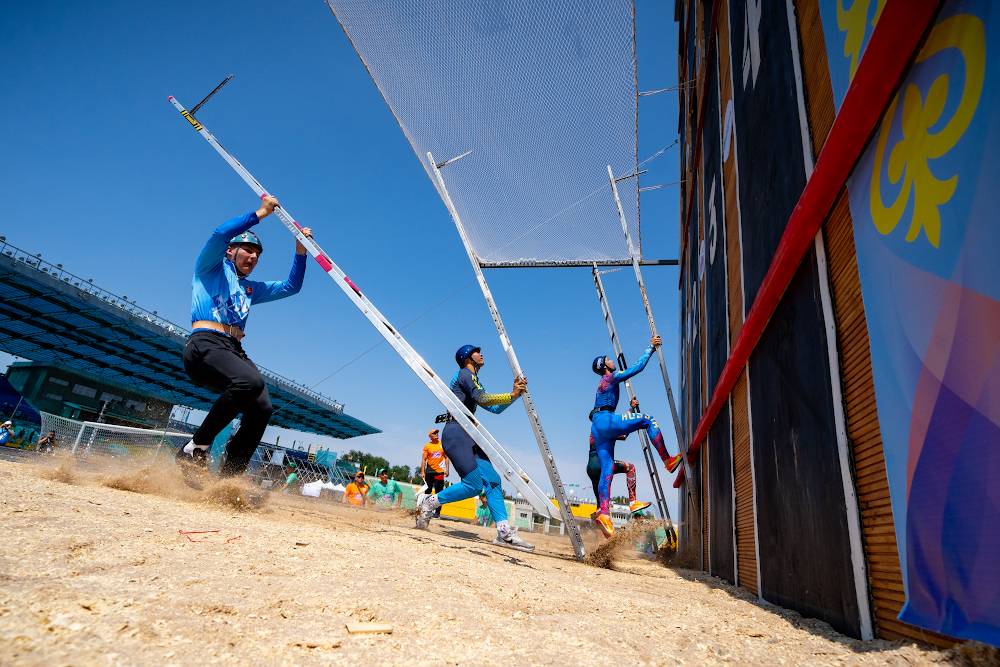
left=0, top=455, right=989, bottom=666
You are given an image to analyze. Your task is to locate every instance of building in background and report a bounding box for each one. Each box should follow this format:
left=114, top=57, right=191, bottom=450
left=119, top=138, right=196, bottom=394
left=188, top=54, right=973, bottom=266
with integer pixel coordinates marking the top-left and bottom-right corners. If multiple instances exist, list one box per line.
left=0, top=237, right=380, bottom=441
left=7, top=361, right=173, bottom=427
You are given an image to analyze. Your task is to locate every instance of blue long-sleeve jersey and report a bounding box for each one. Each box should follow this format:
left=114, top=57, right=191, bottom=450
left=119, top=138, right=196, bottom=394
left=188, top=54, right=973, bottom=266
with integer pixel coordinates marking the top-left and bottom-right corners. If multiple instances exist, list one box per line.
left=592, top=345, right=655, bottom=412
left=190, top=211, right=305, bottom=333
left=450, top=368, right=519, bottom=415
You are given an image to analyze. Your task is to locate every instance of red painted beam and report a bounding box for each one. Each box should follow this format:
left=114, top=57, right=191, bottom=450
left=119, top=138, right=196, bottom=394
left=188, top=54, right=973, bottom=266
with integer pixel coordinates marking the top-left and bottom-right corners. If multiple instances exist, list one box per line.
left=683, top=0, right=940, bottom=462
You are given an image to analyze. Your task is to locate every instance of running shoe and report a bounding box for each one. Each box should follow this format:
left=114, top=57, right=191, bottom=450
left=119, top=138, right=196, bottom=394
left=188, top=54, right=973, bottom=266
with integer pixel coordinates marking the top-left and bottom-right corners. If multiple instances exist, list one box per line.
left=174, top=440, right=208, bottom=475
left=629, top=500, right=652, bottom=515
left=415, top=496, right=436, bottom=529
left=595, top=513, right=615, bottom=538
left=175, top=441, right=209, bottom=489
left=666, top=454, right=683, bottom=473
left=493, top=526, right=535, bottom=552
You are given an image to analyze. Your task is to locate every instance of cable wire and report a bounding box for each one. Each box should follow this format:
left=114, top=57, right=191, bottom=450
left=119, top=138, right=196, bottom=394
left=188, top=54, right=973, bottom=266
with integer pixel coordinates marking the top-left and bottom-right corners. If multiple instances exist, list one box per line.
left=271, top=270, right=490, bottom=415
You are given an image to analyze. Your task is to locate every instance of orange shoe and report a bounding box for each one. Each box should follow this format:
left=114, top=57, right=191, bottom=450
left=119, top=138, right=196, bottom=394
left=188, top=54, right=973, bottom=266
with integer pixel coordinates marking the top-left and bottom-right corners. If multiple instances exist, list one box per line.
left=629, top=500, right=652, bottom=515
left=595, top=513, right=615, bottom=538
left=666, top=454, right=683, bottom=473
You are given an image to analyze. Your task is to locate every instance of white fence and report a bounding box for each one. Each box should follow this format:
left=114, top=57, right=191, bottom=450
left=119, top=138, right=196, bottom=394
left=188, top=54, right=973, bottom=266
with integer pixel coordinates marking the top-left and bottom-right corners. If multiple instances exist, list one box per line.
left=40, top=412, right=191, bottom=465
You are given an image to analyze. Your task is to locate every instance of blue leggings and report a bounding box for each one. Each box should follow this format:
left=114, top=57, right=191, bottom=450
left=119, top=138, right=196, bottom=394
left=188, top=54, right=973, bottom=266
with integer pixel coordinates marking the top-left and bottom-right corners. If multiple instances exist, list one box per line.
left=591, top=411, right=667, bottom=515
left=437, top=422, right=508, bottom=523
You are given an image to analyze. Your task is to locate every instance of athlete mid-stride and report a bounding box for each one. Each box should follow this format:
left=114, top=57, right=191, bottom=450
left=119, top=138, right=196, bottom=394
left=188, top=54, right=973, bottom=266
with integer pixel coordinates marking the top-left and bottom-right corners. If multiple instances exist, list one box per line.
left=176, top=196, right=313, bottom=480
left=416, top=345, right=535, bottom=553
left=590, top=335, right=683, bottom=537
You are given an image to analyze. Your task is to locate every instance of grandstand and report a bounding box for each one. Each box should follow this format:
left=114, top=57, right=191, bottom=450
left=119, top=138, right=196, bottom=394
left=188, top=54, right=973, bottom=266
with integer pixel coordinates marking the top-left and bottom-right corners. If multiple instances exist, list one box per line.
left=0, top=237, right=379, bottom=440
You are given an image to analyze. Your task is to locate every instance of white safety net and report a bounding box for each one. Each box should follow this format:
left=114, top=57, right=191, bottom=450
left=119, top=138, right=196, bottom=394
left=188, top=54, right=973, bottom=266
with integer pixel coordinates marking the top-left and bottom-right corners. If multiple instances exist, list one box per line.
left=40, top=413, right=191, bottom=466
left=325, top=0, right=640, bottom=264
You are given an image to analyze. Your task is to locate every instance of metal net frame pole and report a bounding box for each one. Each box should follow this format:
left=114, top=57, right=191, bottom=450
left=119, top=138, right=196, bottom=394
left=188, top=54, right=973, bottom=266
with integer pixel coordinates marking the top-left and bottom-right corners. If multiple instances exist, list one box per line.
left=167, top=96, right=559, bottom=522
left=591, top=264, right=674, bottom=535
left=607, top=165, right=698, bottom=505
left=429, top=151, right=587, bottom=560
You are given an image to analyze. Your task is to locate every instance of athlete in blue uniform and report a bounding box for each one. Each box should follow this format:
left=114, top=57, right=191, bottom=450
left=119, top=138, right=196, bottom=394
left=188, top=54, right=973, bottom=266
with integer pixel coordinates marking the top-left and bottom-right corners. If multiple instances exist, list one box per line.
left=416, top=345, right=534, bottom=552
left=176, top=196, right=313, bottom=478
left=590, top=335, right=682, bottom=536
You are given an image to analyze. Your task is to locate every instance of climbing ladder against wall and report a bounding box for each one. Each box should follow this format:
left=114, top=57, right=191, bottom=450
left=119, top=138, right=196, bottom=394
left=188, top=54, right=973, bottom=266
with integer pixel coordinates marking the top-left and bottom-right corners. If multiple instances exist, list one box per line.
left=167, top=95, right=562, bottom=531
left=606, top=165, right=698, bottom=506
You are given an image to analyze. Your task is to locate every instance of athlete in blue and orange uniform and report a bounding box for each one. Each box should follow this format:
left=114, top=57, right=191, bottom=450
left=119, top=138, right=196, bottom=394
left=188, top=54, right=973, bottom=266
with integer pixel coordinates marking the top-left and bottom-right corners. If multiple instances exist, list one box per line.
left=176, top=196, right=313, bottom=479
left=590, top=335, right=682, bottom=536
left=586, top=400, right=652, bottom=538
left=416, top=345, right=534, bottom=552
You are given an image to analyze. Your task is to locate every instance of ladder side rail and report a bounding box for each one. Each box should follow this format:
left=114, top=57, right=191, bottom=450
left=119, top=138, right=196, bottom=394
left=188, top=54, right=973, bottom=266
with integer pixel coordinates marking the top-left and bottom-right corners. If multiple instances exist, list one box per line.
left=427, top=152, right=586, bottom=559
left=607, top=165, right=698, bottom=496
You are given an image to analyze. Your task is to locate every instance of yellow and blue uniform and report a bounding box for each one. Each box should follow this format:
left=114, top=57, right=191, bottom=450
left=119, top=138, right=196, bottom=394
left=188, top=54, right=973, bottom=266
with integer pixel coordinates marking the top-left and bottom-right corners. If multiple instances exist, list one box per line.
left=435, top=368, right=518, bottom=523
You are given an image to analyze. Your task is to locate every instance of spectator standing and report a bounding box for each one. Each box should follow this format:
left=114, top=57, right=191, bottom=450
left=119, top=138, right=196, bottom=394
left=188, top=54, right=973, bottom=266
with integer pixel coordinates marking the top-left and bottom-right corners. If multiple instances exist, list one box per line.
left=368, top=468, right=403, bottom=509
left=342, top=471, right=371, bottom=507
left=420, top=429, right=449, bottom=516
left=277, top=460, right=299, bottom=494
left=475, top=491, right=494, bottom=527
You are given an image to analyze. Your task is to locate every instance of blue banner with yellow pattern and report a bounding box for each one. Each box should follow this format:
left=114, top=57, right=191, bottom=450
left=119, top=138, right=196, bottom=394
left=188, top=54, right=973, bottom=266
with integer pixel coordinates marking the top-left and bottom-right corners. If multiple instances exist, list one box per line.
left=845, top=0, right=999, bottom=644
left=820, top=0, right=887, bottom=112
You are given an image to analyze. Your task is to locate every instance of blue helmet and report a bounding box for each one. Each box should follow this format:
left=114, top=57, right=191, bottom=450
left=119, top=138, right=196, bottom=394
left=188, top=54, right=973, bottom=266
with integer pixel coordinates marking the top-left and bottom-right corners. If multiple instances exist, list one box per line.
left=456, top=345, right=481, bottom=367
left=592, top=356, right=608, bottom=375
left=228, top=231, right=263, bottom=254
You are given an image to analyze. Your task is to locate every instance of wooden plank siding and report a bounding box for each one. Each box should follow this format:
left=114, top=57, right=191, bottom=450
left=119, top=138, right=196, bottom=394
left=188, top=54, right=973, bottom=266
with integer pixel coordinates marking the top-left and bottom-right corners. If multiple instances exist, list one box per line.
left=731, top=372, right=756, bottom=593
left=716, top=0, right=757, bottom=595
left=794, top=0, right=955, bottom=647
left=703, top=443, right=710, bottom=572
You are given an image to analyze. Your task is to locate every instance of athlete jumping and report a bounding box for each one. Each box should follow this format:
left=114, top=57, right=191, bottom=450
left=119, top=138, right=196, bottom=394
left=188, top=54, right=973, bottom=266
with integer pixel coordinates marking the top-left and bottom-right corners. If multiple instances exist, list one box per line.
left=416, top=345, right=535, bottom=552
left=176, top=196, right=313, bottom=480
left=586, top=397, right=651, bottom=539
left=590, top=336, right=682, bottom=537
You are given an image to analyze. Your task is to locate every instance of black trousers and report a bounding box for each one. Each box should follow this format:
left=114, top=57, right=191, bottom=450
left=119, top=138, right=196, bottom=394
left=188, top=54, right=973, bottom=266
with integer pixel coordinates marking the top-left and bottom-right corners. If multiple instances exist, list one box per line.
left=424, top=467, right=445, bottom=494
left=183, top=331, right=272, bottom=477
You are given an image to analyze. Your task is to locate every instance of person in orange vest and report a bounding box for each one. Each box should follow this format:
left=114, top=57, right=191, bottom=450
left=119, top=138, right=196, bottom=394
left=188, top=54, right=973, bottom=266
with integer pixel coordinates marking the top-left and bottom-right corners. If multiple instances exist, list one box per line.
left=420, top=428, right=449, bottom=515
left=341, top=470, right=371, bottom=507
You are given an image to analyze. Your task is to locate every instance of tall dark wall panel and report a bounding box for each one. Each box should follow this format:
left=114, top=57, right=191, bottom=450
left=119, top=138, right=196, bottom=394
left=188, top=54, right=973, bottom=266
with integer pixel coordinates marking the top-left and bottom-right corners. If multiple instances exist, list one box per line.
left=748, top=250, right=859, bottom=636
left=728, top=0, right=860, bottom=638
left=679, top=477, right=690, bottom=548
left=708, top=401, right=735, bottom=583
left=703, top=36, right=728, bottom=395
left=728, top=0, right=807, bottom=305
left=680, top=255, right=690, bottom=440
left=687, top=197, right=702, bottom=429
left=702, top=36, right=734, bottom=585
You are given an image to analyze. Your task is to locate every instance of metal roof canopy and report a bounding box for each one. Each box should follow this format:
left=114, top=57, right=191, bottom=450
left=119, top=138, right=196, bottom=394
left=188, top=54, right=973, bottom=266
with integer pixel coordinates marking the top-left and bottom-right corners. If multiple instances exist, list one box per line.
left=0, top=241, right=379, bottom=440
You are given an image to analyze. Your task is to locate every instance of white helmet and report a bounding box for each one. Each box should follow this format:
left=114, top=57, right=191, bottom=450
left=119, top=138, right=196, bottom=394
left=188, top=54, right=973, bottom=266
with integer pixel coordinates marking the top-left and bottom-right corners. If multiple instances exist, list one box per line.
left=1, top=421, right=12, bottom=427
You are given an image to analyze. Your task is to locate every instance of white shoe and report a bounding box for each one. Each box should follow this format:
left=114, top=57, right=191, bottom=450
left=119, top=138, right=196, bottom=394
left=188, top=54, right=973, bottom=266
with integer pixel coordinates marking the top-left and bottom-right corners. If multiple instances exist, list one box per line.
left=415, top=495, right=436, bottom=529
left=493, top=526, right=535, bottom=552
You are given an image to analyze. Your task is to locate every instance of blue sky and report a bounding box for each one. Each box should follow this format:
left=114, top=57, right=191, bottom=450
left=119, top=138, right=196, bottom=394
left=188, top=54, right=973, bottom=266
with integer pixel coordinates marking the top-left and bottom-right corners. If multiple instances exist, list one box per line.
left=0, top=1, right=682, bottom=518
